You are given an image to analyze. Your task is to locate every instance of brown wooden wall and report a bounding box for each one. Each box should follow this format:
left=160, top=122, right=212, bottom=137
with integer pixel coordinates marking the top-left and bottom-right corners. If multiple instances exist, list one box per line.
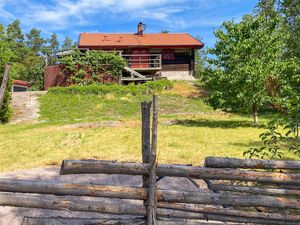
left=44, top=65, right=68, bottom=90
left=44, top=64, right=120, bottom=89
left=161, top=64, right=189, bottom=71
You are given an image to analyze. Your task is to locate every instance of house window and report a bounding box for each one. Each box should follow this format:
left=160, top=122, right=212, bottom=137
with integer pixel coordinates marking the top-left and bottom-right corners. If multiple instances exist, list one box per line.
left=162, top=49, right=175, bottom=60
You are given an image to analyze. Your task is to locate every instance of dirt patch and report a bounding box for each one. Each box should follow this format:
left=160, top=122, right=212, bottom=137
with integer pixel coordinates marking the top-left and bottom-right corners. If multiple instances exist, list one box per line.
left=10, top=91, right=46, bottom=124
left=62, top=121, right=121, bottom=129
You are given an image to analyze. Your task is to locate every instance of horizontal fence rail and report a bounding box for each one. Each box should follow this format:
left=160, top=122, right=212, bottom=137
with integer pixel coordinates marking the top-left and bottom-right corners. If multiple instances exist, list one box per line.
left=1, top=192, right=299, bottom=225
left=60, top=160, right=300, bottom=185
left=205, top=157, right=300, bottom=169
left=22, top=217, right=235, bottom=225
left=1, top=178, right=299, bottom=209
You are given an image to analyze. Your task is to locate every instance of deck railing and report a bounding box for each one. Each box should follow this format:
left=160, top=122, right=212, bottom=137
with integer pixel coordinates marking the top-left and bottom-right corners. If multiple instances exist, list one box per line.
left=121, top=54, right=162, bottom=70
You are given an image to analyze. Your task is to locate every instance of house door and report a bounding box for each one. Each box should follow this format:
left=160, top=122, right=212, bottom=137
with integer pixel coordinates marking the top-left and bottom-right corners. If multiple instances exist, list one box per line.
left=131, top=48, right=149, bottom=68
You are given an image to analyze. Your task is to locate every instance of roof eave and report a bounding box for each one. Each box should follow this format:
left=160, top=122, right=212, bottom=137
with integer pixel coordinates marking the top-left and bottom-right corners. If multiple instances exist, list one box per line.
left=78, top=44, right=204, bottom=49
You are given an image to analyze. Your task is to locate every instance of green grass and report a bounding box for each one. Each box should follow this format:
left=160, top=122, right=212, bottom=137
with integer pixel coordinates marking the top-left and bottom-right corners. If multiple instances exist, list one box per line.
left=39, top=91, right=212, bottom=123
left=0, top=113, right=270, bottom=172
left=0, top=81, right=298, bottom=172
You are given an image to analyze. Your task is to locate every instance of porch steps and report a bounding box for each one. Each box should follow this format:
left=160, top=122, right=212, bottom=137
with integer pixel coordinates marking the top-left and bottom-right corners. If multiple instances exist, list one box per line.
left=123, top=66, right=146, bottom=79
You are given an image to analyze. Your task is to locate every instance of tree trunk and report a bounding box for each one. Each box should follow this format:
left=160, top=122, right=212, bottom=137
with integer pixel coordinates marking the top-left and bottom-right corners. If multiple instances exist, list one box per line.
left=253, top=103, right=259, bottom=125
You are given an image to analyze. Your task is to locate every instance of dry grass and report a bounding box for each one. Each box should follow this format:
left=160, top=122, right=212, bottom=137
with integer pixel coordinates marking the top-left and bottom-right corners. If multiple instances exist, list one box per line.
left=2, top=113, right=293, bottom=172
left=165, top=81, right=206, bottom=98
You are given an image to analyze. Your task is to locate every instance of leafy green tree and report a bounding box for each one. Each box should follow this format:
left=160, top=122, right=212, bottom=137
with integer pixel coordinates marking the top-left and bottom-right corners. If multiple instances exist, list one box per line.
left=0, top=24, right=14, bottom=123
left=26, top=28, right=45, bottom=53
left=22, top=55, right=45, bottom=90
left=243, top=0, right=300, bottom=159
left=62, top=36, right=73, bottom=49
left=280, top=0, right=300, bottom=58
left=206, top=1, right=285, bottom=125
left=193, top=36, right=208, bottom=80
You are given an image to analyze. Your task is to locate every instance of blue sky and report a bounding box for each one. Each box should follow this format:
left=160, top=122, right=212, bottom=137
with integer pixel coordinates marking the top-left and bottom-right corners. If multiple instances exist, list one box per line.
left=0, top=0, right=258, bottom=48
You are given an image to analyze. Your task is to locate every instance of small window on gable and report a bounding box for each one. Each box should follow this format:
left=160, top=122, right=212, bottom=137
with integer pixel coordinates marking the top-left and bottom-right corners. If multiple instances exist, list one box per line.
left=162, top=49, right=175, bottom=60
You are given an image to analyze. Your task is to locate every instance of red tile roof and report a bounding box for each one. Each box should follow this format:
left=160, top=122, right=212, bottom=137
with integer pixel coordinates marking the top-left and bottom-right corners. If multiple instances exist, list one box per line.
left=78, top=33, right=204, bottom=48
left=13, top=80, right=31, bottom=87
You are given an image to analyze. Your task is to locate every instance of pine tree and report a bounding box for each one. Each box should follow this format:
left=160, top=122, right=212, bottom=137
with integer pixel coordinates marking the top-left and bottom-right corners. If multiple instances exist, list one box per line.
left=62, top=36, right=73, bottom=49
left=26, top=28, right=45, bottom=53
left=49, top=33, right=59, bottom=53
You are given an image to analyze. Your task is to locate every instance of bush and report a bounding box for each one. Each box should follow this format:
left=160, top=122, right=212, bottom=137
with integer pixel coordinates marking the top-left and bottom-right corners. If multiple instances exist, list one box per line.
left=0, top=75, right=12, bottom=123
left=47, top=80, right=174, bottom=96
left=59, top=50, right=127, bottom=85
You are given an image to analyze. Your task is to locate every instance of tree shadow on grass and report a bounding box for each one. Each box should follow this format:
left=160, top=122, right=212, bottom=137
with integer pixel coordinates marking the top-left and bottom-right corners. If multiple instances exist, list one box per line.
left=230, top=141, right=262, bottom=148
left=174, top=119, right=265, bottom=129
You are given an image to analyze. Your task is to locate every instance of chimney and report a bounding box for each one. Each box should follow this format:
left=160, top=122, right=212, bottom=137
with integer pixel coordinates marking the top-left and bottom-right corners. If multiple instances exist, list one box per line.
left=137, top=22, right=143, bottom=36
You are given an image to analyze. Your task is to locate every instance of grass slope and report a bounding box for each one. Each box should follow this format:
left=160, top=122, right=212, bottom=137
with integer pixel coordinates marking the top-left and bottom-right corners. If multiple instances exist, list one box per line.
left=0, top=114, right=269, bottom=172
left=0, top=81, right=297, bottom=172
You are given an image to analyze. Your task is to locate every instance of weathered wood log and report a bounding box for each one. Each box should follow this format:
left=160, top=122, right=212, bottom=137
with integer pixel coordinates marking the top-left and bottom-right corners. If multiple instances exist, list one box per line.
left=148, top=95, right=158, bottom=225
left=0, top=64, right=11, bottom=109
left=60, top=160, right=300, bottom=185
left=21, top=217, right=244, bottom=225
left=0, top=192, right=221, bottom=221
left=141, top=101, right=152, bottom=190
left=1, top=179, right=300, bottom=209
left=22, top=217, right=146, bottom=225
left=0, top=178, right=147, bottom=199
left=205, top=157, right=300, bottom=169
left=210, top=183, right=300, bottom=196
left=158, top=202, right=300, bottom=225
left=159, top=189, right=300, bottom=209
left=1, top=192, right=299, bottom=225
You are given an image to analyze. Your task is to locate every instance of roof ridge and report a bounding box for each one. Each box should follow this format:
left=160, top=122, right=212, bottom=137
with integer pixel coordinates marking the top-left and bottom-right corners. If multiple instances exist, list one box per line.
left=80, top=32, right=190, bottom=35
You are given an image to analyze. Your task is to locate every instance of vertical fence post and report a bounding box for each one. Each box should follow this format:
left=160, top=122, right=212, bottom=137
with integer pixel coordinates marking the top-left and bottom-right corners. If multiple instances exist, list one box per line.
left=141, top=101, right=152, bottom=208
left=0, top=64, right=11, bottom=110
left=148, top=95, right=158, bottom=225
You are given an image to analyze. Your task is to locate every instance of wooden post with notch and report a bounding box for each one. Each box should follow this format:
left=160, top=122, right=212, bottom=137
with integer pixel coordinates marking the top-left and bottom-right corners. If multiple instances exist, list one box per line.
left=148, top=95, right=158, bottom=224
left=0, top=64, right=11, bottom=110
left=141, top=101, right=152, bottom=206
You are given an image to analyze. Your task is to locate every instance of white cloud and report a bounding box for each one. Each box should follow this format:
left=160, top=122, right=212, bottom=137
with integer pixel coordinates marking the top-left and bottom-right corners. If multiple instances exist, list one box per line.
left=22, top=0, right=184, bottom=29
left=0, top=0, right=255, bottom=33
left=0, top=0, right=15, bottom=21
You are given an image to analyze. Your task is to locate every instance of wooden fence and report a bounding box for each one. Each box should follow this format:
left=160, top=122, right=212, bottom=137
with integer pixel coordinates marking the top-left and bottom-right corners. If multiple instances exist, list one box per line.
left=0, top=96, right=299, bottom=225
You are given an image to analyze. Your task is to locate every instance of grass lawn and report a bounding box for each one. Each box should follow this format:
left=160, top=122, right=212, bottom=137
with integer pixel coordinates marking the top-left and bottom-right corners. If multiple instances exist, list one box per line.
left=0, top=81, right=298, bottom=172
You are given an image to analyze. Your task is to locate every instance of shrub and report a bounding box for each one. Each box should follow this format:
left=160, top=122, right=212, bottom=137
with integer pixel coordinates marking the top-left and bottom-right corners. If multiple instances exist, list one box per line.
left=47, top=80, right=174, bottom=96
left=59, top=50, right=127, bottom=85
left=0, top=74, right=12, bottom=123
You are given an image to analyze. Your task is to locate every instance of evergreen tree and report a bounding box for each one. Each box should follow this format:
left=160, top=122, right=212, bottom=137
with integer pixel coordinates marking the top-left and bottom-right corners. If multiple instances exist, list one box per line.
left=6, top=19, right=26, bottom=62
left=49, top=33, right=59, bottom=53
left=26, top=28, right=45, bottom=53
left=6, top=19, right=24, bottom=45
left=62, top=36, right=73, bottom=49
